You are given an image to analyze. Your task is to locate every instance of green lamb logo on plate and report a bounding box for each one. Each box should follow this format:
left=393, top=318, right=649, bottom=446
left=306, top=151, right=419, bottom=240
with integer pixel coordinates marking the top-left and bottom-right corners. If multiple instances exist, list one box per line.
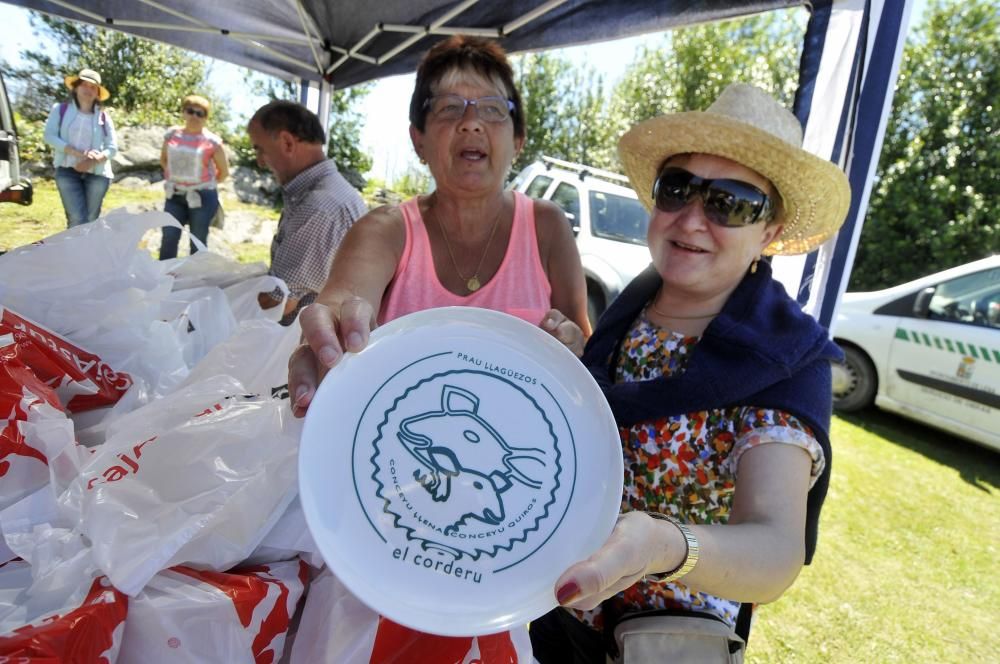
left=370, top=369, right=562, bottom=563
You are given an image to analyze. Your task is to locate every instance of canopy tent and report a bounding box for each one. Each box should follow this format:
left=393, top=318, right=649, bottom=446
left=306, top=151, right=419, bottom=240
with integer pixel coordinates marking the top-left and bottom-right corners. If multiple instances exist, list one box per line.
left=0, top=0, right=914, bottom=330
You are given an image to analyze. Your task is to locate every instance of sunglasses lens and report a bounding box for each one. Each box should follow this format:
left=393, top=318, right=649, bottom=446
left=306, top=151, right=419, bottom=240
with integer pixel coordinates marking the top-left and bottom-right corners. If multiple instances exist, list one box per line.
left=653, top=170, right=693, bottom=212
left=704, top=182, right=768, bottom=227
left=185, top=107, right=206, bottom=117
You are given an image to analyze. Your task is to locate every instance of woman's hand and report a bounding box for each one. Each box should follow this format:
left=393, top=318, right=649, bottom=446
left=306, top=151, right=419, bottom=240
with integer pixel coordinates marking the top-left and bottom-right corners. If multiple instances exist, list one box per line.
left=85, top=149, right=106, bottom=162
left=553, top=511, right=684, bottom=611
left=288, top=297, right=376, bottom=418
left=541, top=308, right=586, bottom=357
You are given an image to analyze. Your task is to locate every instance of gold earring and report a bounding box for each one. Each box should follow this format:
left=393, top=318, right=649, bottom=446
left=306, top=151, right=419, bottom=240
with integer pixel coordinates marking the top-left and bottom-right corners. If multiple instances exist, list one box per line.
left=419, top=157, right=427, bottom=165
left=750, top=257, right=759, bottom=274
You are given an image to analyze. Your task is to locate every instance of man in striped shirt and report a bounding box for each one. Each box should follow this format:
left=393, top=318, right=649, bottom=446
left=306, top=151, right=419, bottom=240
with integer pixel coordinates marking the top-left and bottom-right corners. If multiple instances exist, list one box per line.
left=248, top=101, right=367, bottom=325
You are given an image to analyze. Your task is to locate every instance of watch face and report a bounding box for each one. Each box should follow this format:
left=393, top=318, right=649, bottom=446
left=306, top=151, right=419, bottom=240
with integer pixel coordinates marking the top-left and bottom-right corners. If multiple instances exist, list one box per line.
left=299, top=307, right=622, bottom=636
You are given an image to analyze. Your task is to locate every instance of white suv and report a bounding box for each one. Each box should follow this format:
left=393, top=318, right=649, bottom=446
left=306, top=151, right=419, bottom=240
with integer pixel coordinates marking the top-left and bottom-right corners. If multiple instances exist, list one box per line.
left=510, top=157, right=650, bottom=322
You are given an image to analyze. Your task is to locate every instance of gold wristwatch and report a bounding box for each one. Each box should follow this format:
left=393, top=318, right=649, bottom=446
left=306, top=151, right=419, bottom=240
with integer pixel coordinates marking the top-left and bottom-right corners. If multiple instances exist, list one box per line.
left=644, top=511, right=700, bottom=583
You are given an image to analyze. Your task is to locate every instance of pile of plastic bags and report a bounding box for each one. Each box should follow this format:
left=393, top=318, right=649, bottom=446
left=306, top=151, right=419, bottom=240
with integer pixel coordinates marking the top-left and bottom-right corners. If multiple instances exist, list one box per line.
left=0, top=211, right=534, bottom=663
left=0, top=211, right=315, bottom=662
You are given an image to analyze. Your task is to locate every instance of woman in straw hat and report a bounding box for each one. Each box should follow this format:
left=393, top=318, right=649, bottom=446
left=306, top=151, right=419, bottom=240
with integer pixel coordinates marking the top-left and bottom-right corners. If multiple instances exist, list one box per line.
left=159, top=94, right=230, bottom=259
left=532, top=83, right=852, bottom=663
left=43, top=67, right=118, bottom=227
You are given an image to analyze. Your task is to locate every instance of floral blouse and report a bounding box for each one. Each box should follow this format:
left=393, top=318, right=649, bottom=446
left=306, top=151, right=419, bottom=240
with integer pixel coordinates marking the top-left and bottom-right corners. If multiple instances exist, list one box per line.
left=578, top=310, right=825, bottom=632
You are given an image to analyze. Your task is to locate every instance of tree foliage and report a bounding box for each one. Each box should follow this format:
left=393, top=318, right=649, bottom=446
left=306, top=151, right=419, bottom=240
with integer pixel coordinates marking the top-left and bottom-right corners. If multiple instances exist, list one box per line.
left=8, top=14, right=223, bottom=129
left=610, top=10, right=804, bottom=140
left=512, top=52, right=614, bottom=172
left=243, top=71, right=373, bottom=175
left=850, top=0, right=999, bottom=290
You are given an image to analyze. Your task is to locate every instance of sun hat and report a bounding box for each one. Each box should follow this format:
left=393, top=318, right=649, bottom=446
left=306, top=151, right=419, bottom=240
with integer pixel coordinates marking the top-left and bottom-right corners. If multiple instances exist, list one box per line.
left=64, top=68, right=111, bottom=102
left=618, top=82, right=851, bottom=256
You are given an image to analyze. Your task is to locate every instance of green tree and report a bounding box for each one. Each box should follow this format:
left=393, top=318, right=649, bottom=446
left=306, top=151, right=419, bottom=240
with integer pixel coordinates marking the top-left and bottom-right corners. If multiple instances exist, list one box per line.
left=8, top=13, right=220, bottom=128
left=512, top=52, right=613, bottom=172
left=850, top=0, right=999, bottom=290
left=327, top=84, right=373, bottom=176
left=611, top=9, right=805, bottom=141
left=244, top=71, right=373, bottom=175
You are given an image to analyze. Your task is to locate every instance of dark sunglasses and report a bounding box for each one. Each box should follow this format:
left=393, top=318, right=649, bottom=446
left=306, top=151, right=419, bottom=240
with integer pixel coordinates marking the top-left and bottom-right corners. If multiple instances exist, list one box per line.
left=652, top=167, right=774, bottom=227
left=184, top=107, right=207, bottom=118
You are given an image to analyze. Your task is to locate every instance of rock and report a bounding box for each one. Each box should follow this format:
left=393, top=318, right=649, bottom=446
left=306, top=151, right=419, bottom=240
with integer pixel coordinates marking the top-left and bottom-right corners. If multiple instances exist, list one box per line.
left=229, top=166, right=279, bottom=206
left=112, top=126, right=165, bottom=172
left=340, top=167, right=366, bottom=192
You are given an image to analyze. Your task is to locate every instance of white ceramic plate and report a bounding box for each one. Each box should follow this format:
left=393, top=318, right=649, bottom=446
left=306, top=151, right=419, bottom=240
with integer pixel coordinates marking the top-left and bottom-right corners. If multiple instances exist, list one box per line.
left=299, top=307, right=622, bottom=636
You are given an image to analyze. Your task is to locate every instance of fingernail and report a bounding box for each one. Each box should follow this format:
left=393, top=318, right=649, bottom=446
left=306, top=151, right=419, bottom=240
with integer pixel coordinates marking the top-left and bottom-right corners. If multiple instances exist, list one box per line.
left=543, top=317, right=556, bottom=329
left=556, top=581, right=580, bottom=605
left=318, top=346, right=339, bottom=367
left=346, top=332, right=363, bottom=351
left=294, top=385, right=309, bottom=406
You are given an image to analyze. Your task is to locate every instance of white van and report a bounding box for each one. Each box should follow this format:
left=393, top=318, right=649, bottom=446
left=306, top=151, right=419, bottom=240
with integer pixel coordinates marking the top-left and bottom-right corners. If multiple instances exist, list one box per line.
left=832, top=255, right=1000, bottom=452
left=510, top=156, right=650, bottom=323
left=0, top=70, right=32, bottom=205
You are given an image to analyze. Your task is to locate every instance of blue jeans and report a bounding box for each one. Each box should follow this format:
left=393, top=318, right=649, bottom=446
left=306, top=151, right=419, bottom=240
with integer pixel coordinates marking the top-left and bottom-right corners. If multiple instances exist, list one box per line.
left=54, top=167, right=111, bottom=227
left=160, top=188, right=219, bottom=260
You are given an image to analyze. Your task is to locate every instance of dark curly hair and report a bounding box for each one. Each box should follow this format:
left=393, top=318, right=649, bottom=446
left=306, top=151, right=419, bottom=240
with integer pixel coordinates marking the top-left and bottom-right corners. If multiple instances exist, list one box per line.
left=408, top=35, right=524, bottom=138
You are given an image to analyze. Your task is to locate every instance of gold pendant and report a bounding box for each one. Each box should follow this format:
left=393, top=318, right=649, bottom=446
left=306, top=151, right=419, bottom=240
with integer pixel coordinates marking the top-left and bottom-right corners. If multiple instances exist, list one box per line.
left=467, top=276, right=481, bottom=292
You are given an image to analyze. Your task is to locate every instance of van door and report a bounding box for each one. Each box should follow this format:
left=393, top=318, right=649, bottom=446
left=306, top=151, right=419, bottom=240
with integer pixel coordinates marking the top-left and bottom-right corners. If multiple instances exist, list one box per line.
left=885, top=267, right=1000, bottom=443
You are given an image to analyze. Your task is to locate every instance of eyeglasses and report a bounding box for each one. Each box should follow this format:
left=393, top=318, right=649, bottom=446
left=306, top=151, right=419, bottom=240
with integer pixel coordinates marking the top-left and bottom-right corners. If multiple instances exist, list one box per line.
left=184, top=107, right=207, bottom=118
left=652, top=167, right=774, bottom=227
left=424, top=94, right=515, bottom=123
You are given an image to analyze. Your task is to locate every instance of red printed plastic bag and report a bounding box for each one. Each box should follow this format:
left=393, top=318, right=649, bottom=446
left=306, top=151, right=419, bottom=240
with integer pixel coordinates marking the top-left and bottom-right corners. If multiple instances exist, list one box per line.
left=0, top=556, right=128, bottom=664
left=119, top=559, right=307, bottom=664
left=0, top=332, right=84, bottom=511
left=289, top=568, right=533, bottom=664
left=59, top=376, right=299, bottom=596
left=1, top=308, right=133, bottom=413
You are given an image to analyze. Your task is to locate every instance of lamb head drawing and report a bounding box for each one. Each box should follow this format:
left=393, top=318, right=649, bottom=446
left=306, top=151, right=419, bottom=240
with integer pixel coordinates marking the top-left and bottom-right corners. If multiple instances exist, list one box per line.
left=397, top=385, right=548, bottom=534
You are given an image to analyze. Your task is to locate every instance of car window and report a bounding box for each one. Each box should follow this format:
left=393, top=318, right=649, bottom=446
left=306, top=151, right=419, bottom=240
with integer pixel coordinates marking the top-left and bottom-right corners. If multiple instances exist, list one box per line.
left=589, top=191, right=649, bottom=246
left=928, top=268, right=1000, bottom=329
left=524, top=175, right=553, bottom=199
left=550, top=182, right=581, bottom=223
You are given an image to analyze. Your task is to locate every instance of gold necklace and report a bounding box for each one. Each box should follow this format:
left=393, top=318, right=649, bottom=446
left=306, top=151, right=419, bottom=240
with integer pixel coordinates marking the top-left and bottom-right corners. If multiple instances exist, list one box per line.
left=431, top=198, right=504, bottom=292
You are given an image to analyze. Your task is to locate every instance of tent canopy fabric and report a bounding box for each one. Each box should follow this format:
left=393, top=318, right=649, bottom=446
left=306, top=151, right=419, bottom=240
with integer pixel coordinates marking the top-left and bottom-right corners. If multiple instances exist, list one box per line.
left=2, top=0, right=799, bottom=87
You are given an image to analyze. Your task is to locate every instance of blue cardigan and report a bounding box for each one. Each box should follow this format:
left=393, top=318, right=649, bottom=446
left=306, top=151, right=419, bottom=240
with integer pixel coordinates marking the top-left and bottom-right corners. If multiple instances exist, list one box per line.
left=582, top=261, right=843, bottom=563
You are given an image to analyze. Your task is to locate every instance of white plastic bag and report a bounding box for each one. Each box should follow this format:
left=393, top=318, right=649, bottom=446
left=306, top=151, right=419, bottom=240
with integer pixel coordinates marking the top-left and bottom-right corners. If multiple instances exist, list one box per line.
left=180, top=319, right=301, bottom=405
left=162, top=286, right=239, bottom=369
left=119, top=559, right=307, bottom=664
left=59, top=375, right=299, bottom=596
left=243, top=497, right=321, bottom=569
left=224, top=275, right=290, bottom=323
left=165, top=251, right=268, bottom=291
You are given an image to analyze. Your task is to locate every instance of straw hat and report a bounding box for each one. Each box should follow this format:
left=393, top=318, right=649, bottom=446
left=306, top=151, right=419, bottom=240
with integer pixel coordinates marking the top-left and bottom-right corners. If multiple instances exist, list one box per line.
left=64, top=68, right=111, bottom=102
left=618, top=83, right=851, bottom=255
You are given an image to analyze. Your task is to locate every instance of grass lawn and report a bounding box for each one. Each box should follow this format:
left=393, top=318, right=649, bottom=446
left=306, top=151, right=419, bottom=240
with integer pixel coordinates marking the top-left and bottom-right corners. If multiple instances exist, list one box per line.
left=0, top=177, right=276, bottom=264
left=751, top=409, right=999, bottom=662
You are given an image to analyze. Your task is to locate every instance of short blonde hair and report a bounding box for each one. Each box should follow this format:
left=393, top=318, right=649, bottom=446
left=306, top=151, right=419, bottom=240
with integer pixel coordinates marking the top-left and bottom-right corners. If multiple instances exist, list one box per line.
left=182, top=94, right=211, bottom=115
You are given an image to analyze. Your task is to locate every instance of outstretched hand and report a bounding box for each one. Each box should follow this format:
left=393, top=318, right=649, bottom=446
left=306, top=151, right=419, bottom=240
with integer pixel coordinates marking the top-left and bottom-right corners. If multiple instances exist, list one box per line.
left=554, top=511, right=682, bottom=611
left=288, top=297, right=376, bottom=418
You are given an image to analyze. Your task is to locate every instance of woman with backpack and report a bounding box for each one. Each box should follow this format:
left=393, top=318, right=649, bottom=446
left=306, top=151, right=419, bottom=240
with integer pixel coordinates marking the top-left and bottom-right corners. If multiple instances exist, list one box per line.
left=43, top=68, right=117, bottom=227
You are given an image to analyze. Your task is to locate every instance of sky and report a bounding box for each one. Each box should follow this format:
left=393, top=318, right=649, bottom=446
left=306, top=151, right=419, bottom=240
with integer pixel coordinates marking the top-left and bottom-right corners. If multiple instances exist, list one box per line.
left=0, top=2, right=925, bottom=183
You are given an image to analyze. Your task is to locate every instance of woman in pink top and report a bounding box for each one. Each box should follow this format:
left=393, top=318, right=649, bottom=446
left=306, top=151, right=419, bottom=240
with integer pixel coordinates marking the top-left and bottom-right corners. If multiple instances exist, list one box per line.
left=289, top=35, right=590, bottom=419
left=288, top=35, right=590, bottom=663
left=158, top=94, right=230, bottom=259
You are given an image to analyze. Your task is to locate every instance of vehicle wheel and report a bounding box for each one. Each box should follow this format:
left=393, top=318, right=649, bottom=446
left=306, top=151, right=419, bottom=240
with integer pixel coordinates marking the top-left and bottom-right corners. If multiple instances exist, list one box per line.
left=587, top=290, right=604, bottom=328
left=832, top=346, right=877, bottom=412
